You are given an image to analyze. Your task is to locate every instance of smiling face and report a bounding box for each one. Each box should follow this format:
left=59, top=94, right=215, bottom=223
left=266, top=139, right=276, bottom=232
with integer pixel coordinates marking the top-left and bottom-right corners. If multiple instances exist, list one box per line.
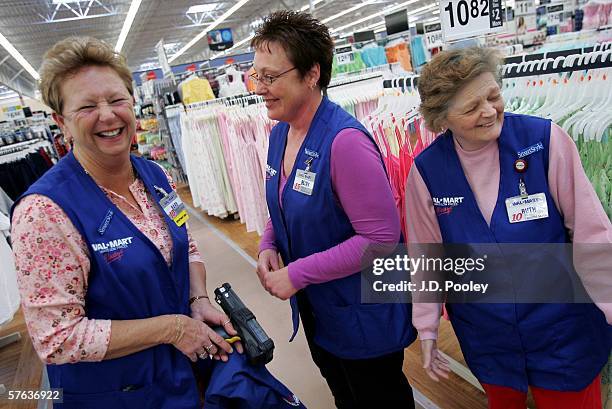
left=253, top=41, right=318, bottom=124
left=53, top=65, right=135, bottom=163
left=443, top=72, right=505, bottom=151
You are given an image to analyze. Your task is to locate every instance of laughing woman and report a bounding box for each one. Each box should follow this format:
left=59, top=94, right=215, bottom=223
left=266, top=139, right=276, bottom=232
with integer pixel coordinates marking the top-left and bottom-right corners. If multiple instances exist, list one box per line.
left=10, top=37, right=241, bottom=408
left=407, top=47, right=612, bottom=409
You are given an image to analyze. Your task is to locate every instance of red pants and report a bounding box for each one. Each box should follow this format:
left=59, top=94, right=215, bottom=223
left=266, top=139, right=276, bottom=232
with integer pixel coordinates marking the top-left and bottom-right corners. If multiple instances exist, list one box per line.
left=482, top=375, right=602, bottom=409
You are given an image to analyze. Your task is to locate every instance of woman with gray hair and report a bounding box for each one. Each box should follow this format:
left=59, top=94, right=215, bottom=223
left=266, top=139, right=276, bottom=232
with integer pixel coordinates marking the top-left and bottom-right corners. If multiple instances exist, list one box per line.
left=407, top=47, right=611, bottom=408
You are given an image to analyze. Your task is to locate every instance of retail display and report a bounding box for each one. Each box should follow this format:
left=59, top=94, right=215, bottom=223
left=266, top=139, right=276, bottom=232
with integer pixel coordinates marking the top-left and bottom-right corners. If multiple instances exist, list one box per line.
left=0, top=139, right=55, bottom=200
left=180, top=95, right=271, bottom=233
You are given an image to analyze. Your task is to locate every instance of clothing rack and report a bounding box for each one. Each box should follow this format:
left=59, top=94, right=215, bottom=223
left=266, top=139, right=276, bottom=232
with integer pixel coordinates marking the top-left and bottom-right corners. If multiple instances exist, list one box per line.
left=185, top=92, right=261, bottom=109
left=328, top=73, right=384, bottom=89
left=381, top=48, right=612, bottom=88
left=0, top=138, right=46, bottom=156
left=503, top=48, right=612, bottom=78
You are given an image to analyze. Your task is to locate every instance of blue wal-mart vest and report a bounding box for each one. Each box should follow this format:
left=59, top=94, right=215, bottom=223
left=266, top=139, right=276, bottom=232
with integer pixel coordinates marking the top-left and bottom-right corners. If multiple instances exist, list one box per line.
left=415, top=113, right=611, bottom=392
left=12, top=152, right=198, bottom=408
left=265, top=96, right=416, bottom=359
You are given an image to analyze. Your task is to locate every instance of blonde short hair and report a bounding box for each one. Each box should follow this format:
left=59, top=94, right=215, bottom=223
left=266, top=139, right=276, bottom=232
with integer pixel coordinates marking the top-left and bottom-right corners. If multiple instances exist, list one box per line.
left=418, top=47, right=502, bottom=133
left=39, top=36, right=133, bottom=114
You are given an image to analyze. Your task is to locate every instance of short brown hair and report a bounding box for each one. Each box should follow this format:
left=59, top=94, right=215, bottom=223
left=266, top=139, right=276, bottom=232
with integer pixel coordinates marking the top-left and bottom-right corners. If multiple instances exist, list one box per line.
left=418, top=47, right=502, bottom=133
left=39, top=36, right=133, bottom=114
left=251, top=11, right=334, bottom=89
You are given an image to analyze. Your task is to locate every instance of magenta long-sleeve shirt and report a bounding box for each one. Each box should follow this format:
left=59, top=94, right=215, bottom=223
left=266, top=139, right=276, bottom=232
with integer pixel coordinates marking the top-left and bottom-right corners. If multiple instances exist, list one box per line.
left=259, top=128, right=401, bottom=290
left=407, top=123, right=612, bottom=340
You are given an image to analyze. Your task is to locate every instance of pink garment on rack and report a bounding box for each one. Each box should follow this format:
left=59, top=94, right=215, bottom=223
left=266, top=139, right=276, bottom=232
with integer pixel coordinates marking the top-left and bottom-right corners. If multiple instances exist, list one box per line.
left=259, top=128, right=401, bottom=290
left=408, top=123, right=612, bottom=340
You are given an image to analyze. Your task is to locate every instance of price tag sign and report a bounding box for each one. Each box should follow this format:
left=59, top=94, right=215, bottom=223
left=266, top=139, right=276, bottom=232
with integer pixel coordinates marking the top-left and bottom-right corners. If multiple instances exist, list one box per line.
left=424, top=22, right=444, bottom=49
left=440, top=0, right=504, bottom=42
left=335, top=45, right=354, bottom=66
left=546, top=3, right=564, bottom=26
left=5, top=109, right=25, bottom=121
left=515, top=0, right=535, bottom=16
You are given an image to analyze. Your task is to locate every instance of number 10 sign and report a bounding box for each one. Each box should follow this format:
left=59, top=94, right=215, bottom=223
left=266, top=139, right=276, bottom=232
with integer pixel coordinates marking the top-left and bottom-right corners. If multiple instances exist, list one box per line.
left=439, top=0, right=504, bottom=42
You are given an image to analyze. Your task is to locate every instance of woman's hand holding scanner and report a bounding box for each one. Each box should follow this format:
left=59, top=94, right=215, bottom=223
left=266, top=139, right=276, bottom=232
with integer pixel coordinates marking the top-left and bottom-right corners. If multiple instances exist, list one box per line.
left=169, top=314, right=238, bottom=362
left=420, top=339, right=451, bottom=382
left=256, top=249, right=281, bottom=285
left=190, top=297, right=245, bottom=358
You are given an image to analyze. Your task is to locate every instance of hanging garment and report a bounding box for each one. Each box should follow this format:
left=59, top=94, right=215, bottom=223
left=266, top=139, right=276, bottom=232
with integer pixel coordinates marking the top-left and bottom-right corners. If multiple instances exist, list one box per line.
left=218, top=67, right=248, bottom=98
left=0, top=187, right=13, bottom=216
left=0, top=212, right=19, bottom=326
left=265, top=96, right=416, bottom=359
left=181, top=76, right=215, bottom=104
left=165, top=106, right=188, bottom=174
left=414, top=113, right=611, bottom=392
left=360, top=45, right=388, bottom=68
left=181, top=102, right=272, bottom=234
left=0, top=150, right=53, bottom=200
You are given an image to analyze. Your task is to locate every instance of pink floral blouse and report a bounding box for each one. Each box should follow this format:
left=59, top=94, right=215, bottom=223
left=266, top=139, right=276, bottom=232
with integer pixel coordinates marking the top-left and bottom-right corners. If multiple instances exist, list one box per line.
left=11, top=174, right=202, bottom=365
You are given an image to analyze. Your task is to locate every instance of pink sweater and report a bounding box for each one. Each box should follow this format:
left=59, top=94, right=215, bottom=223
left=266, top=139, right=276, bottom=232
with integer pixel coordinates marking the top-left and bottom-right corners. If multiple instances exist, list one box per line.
left=259, top=128, right=401, bottom=290
left=407, top=123, right=612, bottom=340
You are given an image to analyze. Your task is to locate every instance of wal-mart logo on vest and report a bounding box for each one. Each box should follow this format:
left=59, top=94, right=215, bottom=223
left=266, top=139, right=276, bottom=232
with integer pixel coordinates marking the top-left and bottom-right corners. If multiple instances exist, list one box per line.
left=432, top=196, right=464, bottom=216
left=92, top=236, right=134, bottom=254
left=266, top=164, right=278, bottom=180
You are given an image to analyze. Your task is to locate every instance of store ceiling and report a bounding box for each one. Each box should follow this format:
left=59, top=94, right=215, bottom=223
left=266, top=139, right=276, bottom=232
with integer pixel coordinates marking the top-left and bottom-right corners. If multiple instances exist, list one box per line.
left=0, top=0, right=439, bottom=97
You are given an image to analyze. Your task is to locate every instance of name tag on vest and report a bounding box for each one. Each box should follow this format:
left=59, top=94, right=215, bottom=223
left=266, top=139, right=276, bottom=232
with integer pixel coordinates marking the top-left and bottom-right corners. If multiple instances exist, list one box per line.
left=159, top=190, right=189, bottom=227
left=293, top=169, right=316, bottom=196
left=505, top=193, right=549, bottom=223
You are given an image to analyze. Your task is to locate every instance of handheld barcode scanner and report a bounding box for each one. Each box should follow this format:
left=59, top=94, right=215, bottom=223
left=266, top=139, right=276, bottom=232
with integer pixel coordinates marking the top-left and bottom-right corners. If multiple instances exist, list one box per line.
left=214, top=283, right=275, bottom=366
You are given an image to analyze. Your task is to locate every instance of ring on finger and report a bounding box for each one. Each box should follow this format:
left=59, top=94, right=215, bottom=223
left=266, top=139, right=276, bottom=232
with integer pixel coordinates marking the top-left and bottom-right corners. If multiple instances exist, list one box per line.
left=204, top=343, right=215, bottom=352
left=222, top=319, right=231, bottom=326
left=198, top=352, right=208, bottom=360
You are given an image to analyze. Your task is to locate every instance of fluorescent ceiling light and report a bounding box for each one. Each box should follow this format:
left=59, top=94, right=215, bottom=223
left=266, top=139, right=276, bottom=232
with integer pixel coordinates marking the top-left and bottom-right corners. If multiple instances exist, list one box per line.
left=115, top=0, right=142, bottom=52
left=299, top=0, right=326, bottom=12
left=187, top=4, right=219, bottom=13
left=212, top=0, right=329, bottom=61
left=374, top=27, right=386, bottom=33
left=169, top=0, right=252, bottom=63
left=0, top=32, right=39, bottom=80
left=322, top=0, right=375, bottom=23
left=331, top=0, right=420, bottom=33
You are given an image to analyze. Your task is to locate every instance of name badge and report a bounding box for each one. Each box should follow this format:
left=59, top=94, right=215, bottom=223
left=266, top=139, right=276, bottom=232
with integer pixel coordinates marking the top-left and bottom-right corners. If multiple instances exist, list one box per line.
left=159, top=190, right=189, bottom=227
left=505, top=192, right=549, bottom=223
left=293, top=169, right=316, bottom=196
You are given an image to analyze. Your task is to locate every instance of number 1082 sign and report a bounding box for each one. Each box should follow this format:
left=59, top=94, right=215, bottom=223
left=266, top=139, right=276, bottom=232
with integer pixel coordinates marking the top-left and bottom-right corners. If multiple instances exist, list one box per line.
left=440, top=0, right=504, bottom=42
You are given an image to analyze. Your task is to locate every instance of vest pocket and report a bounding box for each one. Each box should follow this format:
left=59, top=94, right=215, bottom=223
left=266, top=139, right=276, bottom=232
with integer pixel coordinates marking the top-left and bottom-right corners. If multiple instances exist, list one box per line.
left=354, top=303, right=410, bottom=356
left=60, top=383, right=153, bottom=409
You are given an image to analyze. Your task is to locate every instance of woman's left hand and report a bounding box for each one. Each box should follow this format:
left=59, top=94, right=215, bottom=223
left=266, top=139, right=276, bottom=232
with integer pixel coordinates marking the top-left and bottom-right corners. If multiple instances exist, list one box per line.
left=263, top=267, right=297, bottom=300
left=190, top=298, right=244, bottom=359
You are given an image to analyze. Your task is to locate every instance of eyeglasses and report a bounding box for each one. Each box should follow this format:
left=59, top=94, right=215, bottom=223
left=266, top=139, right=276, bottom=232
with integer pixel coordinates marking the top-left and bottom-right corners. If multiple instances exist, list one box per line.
left=63, top=98, right=133, bottom=120
left=249, top=67, right=297, bottom=86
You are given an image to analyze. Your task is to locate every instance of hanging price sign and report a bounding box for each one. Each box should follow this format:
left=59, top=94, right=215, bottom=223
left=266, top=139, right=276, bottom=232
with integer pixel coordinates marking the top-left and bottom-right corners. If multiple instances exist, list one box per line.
left=515, top=0, right=535, bottom=16
left=5, top=109, right=25, bottom=121
left=546, top=3, right=564, bottom=26
left=424, top=22, right=444, bottom=49
left=439, top=0, right=504, bottom=42
left=335, top=46, right=355, bottom=66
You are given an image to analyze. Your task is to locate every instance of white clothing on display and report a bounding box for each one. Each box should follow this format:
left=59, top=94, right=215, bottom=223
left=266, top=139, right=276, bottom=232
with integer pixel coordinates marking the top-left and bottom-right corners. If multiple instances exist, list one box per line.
left=218, top=66, right=248, bottom=98
left=0, top=212, right=19, bottom=325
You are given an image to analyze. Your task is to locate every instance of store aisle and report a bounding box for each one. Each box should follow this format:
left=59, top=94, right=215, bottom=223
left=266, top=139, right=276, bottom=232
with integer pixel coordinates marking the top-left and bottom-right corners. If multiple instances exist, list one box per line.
left=186, top=212, right=336, bottom=408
